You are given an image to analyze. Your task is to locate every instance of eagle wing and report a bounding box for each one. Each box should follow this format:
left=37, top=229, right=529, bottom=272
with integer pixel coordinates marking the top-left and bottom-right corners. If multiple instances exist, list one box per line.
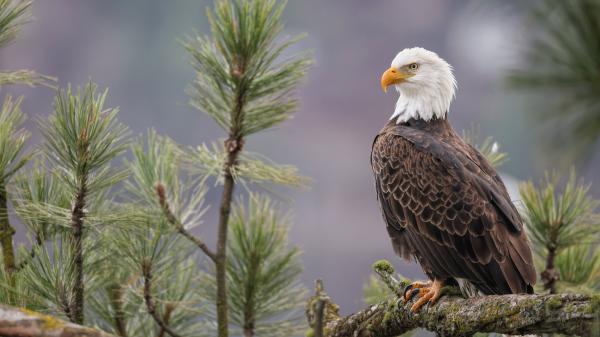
left=371, top=125, right=536, bottom=294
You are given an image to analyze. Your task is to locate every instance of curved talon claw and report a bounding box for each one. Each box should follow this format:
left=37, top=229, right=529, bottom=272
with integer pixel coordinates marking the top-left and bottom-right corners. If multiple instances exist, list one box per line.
left=402, top=279, right=445, bottom=313
left=407, top=288, right=420, bottom=302
left=402, top=281, right=430, bottom=303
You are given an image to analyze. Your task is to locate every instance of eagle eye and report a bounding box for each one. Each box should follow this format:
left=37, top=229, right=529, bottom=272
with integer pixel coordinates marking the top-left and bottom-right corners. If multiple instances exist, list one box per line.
left=408, top=63, right=419, bottom=71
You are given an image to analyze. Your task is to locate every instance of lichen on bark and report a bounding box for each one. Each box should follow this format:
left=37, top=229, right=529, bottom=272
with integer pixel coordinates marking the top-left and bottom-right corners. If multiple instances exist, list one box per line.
left=309, top=260, right=600, bottom=337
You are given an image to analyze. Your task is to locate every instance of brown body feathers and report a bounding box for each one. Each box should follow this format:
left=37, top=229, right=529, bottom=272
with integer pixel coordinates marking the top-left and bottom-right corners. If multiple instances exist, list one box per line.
left=371, top=118, right=536, bottom=294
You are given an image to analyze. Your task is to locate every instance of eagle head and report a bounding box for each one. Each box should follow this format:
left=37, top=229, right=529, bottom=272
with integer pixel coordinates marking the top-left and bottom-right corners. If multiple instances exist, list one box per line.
left=381, top=47, right=457, bottom=124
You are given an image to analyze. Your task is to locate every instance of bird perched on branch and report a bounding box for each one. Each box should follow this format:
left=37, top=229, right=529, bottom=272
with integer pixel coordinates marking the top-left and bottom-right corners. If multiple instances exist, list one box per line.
left=372, top=47, right=536, bottom=312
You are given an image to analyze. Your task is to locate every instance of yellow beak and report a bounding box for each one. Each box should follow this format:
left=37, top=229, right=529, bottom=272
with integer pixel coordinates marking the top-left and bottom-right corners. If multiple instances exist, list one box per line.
left=380, top=67, right=413, bottom=93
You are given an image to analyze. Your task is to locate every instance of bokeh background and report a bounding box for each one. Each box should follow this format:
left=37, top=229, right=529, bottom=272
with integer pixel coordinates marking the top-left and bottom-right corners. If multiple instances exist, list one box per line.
left=1, top=0, right=598, bottom=313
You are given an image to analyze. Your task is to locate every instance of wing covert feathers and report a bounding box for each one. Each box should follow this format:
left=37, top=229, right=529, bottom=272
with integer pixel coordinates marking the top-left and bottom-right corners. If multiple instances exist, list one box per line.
left=371, top=121, right=536, bottom=294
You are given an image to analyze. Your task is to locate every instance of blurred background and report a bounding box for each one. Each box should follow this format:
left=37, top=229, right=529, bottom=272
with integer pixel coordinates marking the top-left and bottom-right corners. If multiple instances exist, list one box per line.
left=1, top=0, right=598, bottom=313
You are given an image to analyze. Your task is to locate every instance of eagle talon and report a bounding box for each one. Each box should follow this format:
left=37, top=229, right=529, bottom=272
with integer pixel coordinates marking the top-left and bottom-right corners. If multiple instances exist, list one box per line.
left=405, top=288, right=421, bottom=303
left=406, top=279, right=444, bottom=313
left=402, top=281, right=431, bottom=303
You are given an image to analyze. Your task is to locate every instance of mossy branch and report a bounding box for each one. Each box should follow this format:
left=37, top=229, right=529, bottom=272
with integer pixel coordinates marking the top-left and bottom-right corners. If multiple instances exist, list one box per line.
left=313, top=260, right=600, bottom=337
left=0, top=305, right=117, bottom=337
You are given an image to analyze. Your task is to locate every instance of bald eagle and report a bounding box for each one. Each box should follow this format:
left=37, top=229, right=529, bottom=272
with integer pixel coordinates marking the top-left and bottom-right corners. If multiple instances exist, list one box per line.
left=372, top=47, right=536, bottom=312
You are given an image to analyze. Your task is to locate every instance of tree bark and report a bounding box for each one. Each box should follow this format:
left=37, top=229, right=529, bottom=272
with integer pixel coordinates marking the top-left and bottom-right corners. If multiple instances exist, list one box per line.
left=0, top=182, right=17, bottom=276
left=542, top=246, right=560, bottom=294
left=0, top=305, right=116, bottom=337
left=320, top=292, right=598, bottom=337
left=215, top=137, right=242, bottom=337
left=70, top=178, right=87, bottom=324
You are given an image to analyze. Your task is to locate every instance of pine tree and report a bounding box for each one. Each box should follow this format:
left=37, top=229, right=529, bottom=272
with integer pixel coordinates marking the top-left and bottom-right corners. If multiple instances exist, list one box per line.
left=1, top=1, right=311, bottom=336
left=0, top=0, right=53, bottom=285
left=179, top=1, right=311, bottom=336
left=509, top=0, right=600, bottom=161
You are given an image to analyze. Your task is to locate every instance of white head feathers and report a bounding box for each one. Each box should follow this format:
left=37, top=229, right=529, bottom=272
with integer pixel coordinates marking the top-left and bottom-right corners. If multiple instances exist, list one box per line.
left=386, top=47, right=456, bottom=124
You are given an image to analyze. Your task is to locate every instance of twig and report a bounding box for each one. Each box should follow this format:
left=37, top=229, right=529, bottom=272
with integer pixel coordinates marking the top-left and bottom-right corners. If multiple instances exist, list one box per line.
left=315, top=260, right=600, bottom=337
left=157, top=302, right=176, bottom=337
left=141, top=259, right=183, bottom=337
left=215, top=135, right=243, bottom=337
left=372, top=260, right=407, bottom=297
left=14, top=234, right=43, bottom=272
left=314, top=280, right=325, bottom=337
left=306, top=279, right=341, bottom=337
left=70, top=177, right=87, bottom=324
left=109, top=284, right=128, bottom=337
left=155, top=183, right=216, bottom=262
left=0, top=182, right=17, bottom=277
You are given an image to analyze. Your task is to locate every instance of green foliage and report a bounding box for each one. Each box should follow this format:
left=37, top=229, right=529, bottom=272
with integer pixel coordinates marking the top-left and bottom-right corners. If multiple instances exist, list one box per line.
left=509, top=0, right=600, bottom=159
left=0, top=0, right=54, bottom=88
left=101, top=221, right=210, bottom=337
left=126, top=129, right=207, bottom=228
left=462, top=125, right=508, bottom=168
left=0, top=1, right=310, bottom=336
left=0, top=95, right=31, bottom=182
left=555, top=243, right=600, bottom=292
left=11, top=162, right=70, bottom=243
left=0, top=0, right=30, bottom=48
left=363, top=275, right=393, bottom=306
left=39, top=83, right=130, bottom=193
left=186, top=142, right=309, bottom=188
left=184, top=0, right=311, bottom=137
left=18, top=235, right=96, bottom=318
left=201, top=195, right=306, bottom=337
left=519, top=170, right=599, bottom=256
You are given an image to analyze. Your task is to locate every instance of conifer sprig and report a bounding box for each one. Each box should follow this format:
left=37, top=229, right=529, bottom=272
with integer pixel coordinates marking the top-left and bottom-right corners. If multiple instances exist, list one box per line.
left=519, top=170, right=600, bottom=293
left=35, top=82, right=130, bottom=324
left=0, top=0, right=55, bottom=88
left=184, top=0, right=311, bottom=138
left=183, top=1, right=311, bottom=336
left=201, top=194, right=306, bottom=337
left=0, top=0, right=30, bottom=48
left=0, top=95, right=32, bottom=278
left=462, top=125, right=508, bottom=168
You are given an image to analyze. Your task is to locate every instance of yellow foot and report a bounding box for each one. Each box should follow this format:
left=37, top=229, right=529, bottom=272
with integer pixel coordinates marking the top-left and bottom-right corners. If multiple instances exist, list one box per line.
left=402, top=281, right=431, bottom=304
left=404, top=279, right=444, bottom=312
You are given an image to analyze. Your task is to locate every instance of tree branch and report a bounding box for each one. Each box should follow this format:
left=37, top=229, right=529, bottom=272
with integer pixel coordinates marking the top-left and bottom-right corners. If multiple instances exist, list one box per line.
left=155, top=183, right=217, bottom=262
left=0, top=305, right=117, bottom=337
left=0, top=182, right=17, bottom=287
left=311, top=261, right=600, bottom=337
left=69, top=175, right=87, bottom=324
left=325, top=292, right=597, bottom=337
left=141, top=260, right=183, bottom=337
left=108, top=284, right=128, bottom=337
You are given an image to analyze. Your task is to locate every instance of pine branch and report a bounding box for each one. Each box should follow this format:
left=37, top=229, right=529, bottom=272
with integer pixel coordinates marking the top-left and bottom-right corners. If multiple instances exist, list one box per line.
left=0, top=183, right=16, bottom=275
left=0, top=0, right=31, bottom=48
left=185, top=2, right=311, bottom=335
left=108, top=284, right=128, bottom=337
left=215, top=138, right=240, bottom=337
left=201, top=194, right=306, bottom=337
left=141, top=259, right=183, bottom=337
left=0, top=304, right=118, bottom=337
left=0, top=95, right=31, bottom=286
left=312, top=261, right=599, bottom=337
left=69, top=171, right=86, bottom=324
left=0, top=69, right=56, bottom=88
left=38, top=82, right=129, bottom=324
left=508, top=0, right=600, bottom=160
left=155, top=183, right=216, bottom=262
left=519, top=169, right=600, bottom=293
left=461, top=125, right=508, bottom=168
